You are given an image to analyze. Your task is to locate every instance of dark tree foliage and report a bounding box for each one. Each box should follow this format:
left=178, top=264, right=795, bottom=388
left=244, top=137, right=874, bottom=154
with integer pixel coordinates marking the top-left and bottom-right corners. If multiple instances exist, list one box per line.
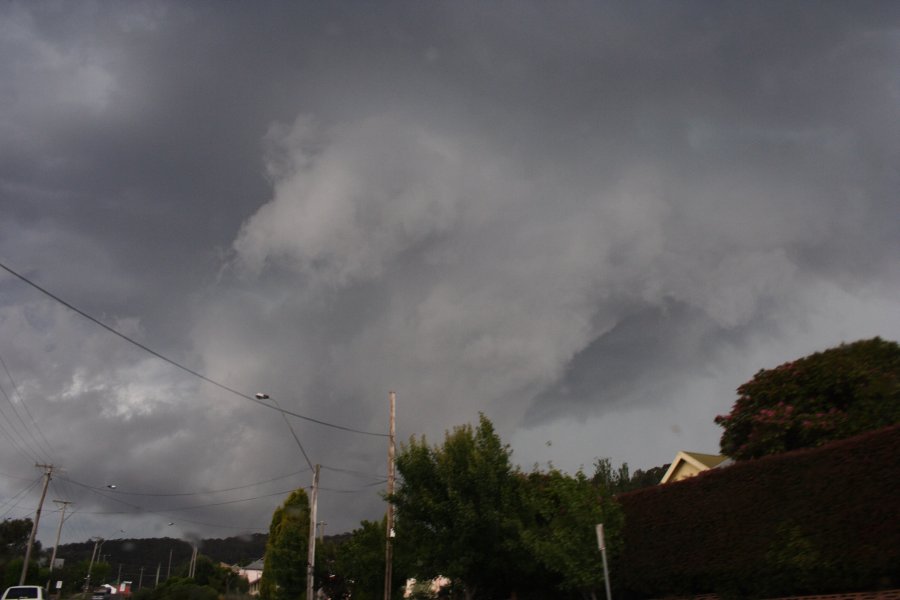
left=0, top=518, right=33, bottom=560
left=194, top=533, right=267, bottom=565
left=133, top=576, right=218, bottom=600
left=0, top=519, right=42, bottom=587
left=619, top=424, right=900, bottom=598
left=716, top=337, right=900, bottom=460
left=591, top=458, right=669, bottom=495
left=325, top=519, right=399, bottom=600
left=519, top=468, right=623, bottom=599
left=592, top=459, right=671, bottom=493
left=391, top=415, right=531, bottom=600
left=389, top=415, right=627, bottom=600
left=259, top=488, right=309, bottom=600
left=54, top=534, right=265, bottom=578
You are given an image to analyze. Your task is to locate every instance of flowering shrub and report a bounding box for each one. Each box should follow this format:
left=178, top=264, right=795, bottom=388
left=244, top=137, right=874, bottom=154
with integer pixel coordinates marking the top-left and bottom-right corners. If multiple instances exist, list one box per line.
left=716, top=338, right=900, bottom=460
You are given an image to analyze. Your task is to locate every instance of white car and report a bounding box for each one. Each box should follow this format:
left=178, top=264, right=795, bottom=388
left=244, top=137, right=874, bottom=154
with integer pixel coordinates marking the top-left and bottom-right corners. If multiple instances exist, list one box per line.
left=1, top=586, right=45, bottom=600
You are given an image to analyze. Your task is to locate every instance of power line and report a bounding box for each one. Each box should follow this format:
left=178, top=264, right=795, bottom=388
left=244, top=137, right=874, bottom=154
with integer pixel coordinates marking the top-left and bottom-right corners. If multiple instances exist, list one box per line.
left=78, top=487, right=300, bottom=514
left=321, top=464, right=390, bottom=482
left=0, top=470, right=35, bottom=482
left=0, top=352, right=55, bottom=459
left=0, top=475, right=43, bottom=519
left=58, top=468, right=311, bottom=498
left=267, top=395, right=314, bottom=472
left=60, top=476, right=316, bottom=517
left=148, top=488, right=302, bottom=513
left=0, top=378, right=49, bottom=463
left=0, top=399, right=42, bottom=464
left=318, top=481, right=388, bottom=494
left=0, top=259, right=387, bottom=438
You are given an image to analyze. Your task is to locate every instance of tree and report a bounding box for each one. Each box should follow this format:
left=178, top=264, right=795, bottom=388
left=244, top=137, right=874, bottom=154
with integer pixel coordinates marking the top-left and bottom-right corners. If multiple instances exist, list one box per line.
left=0, top=519, right=41, bottom=587
left=136, top=576, right=218, bottom=600
left=328, top=519, right=398, bottom=600
left=0, top=519, right=32, bottom=561
left=390, top=415, right=526, bottom=600
left=716, top=337, right=900, bottom=460
left=259, top=488, right=310, bottom=600
left=520, top=468, right=623, bottom=600
left=591, top=459, right=670, bottom=494
left=190, top=555, right=245, bottom=594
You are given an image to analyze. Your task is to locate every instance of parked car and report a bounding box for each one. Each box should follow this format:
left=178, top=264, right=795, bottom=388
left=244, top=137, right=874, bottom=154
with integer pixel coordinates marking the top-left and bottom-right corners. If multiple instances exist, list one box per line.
left=91, top=589, right=112, bottom=600
left=1, top=586, right=46, bottom=600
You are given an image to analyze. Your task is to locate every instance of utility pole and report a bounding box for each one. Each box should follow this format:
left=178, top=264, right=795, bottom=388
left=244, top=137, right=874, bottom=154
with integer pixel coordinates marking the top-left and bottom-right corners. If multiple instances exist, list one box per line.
left=83, top=538, right=104, bottom=598
left=49, top=500, right=72, bottom=573
left=189, top=546, right=198, bottom=578
left=167, top=548, right=172, bottom=580
left=140, top=567, right=145, bottom=590
left=383, top=391, right=396, bottom=600
left=306, top=464, right=320, bottom=600
left=20, top=463, right=53, bottom=584
left=596, top=524, right=613, bottom=600
left=154, top=563, right=160, bottom=587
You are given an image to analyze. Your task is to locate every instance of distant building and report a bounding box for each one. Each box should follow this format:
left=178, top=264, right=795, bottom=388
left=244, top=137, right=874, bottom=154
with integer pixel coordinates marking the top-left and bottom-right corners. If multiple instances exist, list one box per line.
left=659, top=451, right=731, bottom=484
left=238, top=558, right=265, bottom=596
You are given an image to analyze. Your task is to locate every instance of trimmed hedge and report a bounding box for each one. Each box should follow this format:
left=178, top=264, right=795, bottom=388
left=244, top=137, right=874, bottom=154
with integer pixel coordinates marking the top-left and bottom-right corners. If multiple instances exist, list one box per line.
left=618, top=424, right=900, bottom=599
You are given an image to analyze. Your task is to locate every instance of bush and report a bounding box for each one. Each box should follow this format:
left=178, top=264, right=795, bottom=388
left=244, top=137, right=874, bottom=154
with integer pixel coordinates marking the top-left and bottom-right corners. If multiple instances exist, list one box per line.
left=619, top=424, right=900, bottom=598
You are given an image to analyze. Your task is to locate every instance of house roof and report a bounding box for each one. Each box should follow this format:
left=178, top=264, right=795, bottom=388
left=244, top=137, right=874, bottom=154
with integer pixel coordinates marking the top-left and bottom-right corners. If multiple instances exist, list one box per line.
left=659, top=451, right=731, bottom=484
left=683, top=452, right=730, bottom=469
left=243, top=558, right=265, bottom=571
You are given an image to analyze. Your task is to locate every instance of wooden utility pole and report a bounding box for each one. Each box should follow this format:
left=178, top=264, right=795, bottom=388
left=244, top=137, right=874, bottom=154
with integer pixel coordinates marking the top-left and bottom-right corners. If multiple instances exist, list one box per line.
left=49, top=500, right=72, bottom=573
left=83, top=538, right=103, bottom=598
left=21, top=463, right=53, bottom=584
left=384, top=392, right=396, bottom=600
left=306, top=464, right=320, bottom=600
left=189, top=546, right=198, bottom=578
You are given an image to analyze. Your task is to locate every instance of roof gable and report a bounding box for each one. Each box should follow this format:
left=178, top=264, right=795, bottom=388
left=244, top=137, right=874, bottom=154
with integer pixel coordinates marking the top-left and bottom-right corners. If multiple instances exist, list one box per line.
left=660, top=451, right=730, bottom=484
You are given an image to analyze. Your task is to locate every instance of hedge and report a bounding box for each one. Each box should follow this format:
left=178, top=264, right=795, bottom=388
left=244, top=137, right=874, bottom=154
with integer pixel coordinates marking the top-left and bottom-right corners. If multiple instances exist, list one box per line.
left=617, top=424, right=900, bottom=599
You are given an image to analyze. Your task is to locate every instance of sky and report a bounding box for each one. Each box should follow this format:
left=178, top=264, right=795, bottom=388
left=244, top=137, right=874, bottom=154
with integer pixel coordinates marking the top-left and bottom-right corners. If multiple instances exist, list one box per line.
left=1, top=1, right=899, bottom=551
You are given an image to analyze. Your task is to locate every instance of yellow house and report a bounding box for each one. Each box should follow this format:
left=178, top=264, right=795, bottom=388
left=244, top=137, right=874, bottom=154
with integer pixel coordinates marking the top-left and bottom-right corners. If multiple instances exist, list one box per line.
left=659, top=451, right=731, bottom=484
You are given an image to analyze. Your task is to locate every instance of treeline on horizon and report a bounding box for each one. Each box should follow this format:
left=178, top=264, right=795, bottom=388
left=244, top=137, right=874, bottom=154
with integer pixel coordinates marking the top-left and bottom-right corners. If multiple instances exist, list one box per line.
left=54, top=533, right=268, bottom=575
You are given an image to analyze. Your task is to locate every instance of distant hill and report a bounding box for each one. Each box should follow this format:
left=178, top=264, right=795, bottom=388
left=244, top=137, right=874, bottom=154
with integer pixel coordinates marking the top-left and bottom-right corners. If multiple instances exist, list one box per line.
left=53, top=533, right=268, bottom=583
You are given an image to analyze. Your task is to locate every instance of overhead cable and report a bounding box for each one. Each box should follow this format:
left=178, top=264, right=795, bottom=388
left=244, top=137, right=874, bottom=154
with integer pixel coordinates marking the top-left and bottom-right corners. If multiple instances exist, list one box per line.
left=58, top=468, right=310, bottom=497
left=0, top=260, right=387, bottom=437
left=0, top=352, right=55, bottom=459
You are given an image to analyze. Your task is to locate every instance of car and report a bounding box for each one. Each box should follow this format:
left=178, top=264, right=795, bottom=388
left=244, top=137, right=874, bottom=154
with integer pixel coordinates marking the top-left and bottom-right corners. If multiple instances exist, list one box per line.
left=1, top=586, right=46, bottom=600
left=90, top=589, right=111, bottom=600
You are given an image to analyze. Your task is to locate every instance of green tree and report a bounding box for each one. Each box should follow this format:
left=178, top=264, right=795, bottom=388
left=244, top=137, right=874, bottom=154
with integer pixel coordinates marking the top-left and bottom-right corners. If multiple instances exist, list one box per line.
left=328, top=519, right=392, bottom=600
left=139, top=576, right=218, bottom=600
left=592, top=459, right=670, bottom=493
left=0, top=518, right=32, bottom=561
left=520, top=468, right=623, bottom=600
left=716, top=337, right=900, bottom=460
left=0, top=518, right=40, bottom=586
left=190, top=554, right=245, bottom=594
left=390, top=415, right=526, bottom=600
left=259, top=489, right=310, bottom=600
left=590, top=458, right=631, bottom=494
left=621, top=464, right=669, bottom=491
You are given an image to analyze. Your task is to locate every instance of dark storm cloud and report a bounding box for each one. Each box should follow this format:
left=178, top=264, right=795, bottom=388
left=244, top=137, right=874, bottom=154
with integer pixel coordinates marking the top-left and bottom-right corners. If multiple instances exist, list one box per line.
left=0, top=1, right=898, bottom=543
